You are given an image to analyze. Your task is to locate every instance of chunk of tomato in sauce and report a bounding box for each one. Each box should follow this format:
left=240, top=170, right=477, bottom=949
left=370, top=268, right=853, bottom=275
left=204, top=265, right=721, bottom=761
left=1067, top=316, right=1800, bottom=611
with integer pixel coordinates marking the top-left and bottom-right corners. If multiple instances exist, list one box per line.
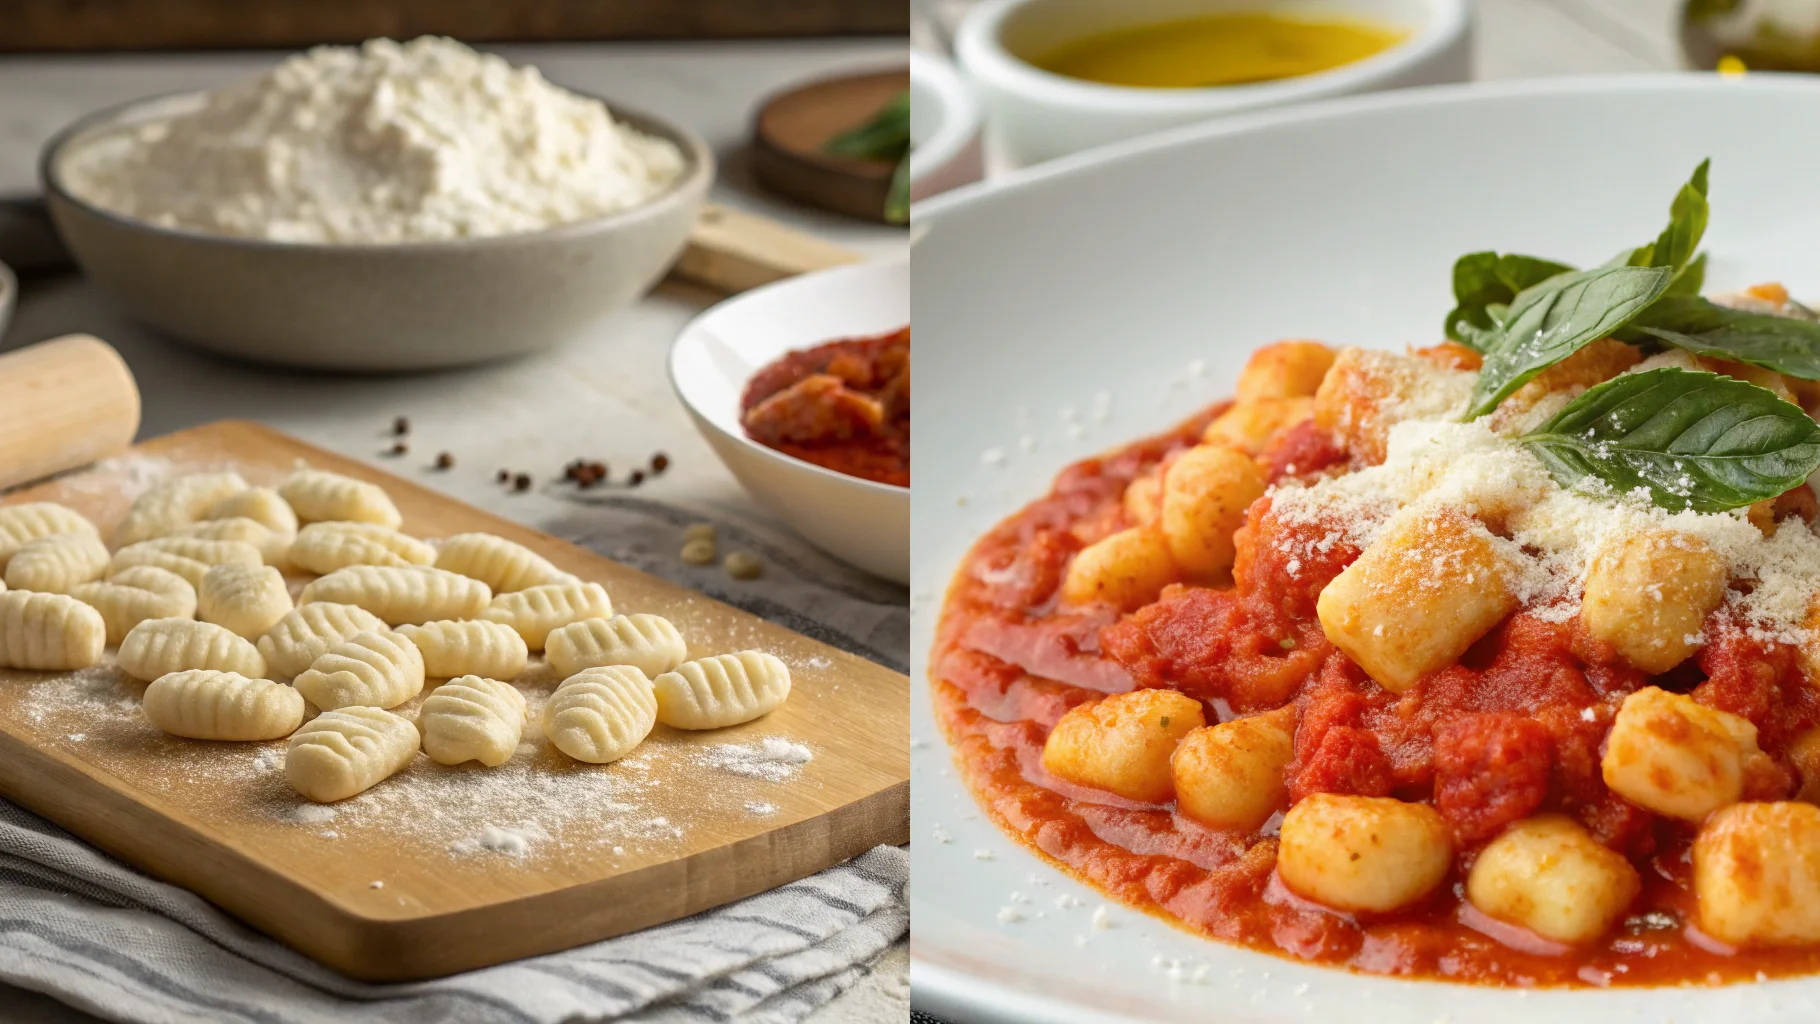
left=1432, top=713, right=1552, bottom=844
left=1101, top=584, right=1327, bottom=710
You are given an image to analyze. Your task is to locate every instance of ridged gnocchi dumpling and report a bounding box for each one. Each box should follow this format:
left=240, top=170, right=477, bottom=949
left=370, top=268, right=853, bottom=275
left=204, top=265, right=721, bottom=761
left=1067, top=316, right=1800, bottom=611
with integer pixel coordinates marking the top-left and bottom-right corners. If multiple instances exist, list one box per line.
left=546, top=613, right=687, bottom=679
left=433, top=532, right=571, bottom=593
left=3, top=532, right=110, bottom=594
left=278, top=469, right=402, bottom=529
left=293, top=630, right=425, bottom=711
left=168, top=517, right=292, bottom=568
left=117, top=618, right=267, bottom=682
left=395, top=619, right=528, bottom=679
left=0, top=590, right=106, bottom=670
left=419, top=675, right=527, bottom=766
left=480, top=580, right=611, bottom=649
left=542, top=665, right=657, bottom=763
left=255, top=603, right=389, bottom=679
left=288, top=521, right=435, bottom=574
left=70, top=566, right=198, bottom=645
left=142, top=670, right=305, bottom=741
left=286, top=706, right=419, bottom=802
left=206, top=487, right=298, bottom=537
left=115, top=472, right=248, bottom=546
left=298, top=566, right=490, bottom=626
left=198, top=563, right=293, bottom=640
left=109, top=537, right=263, bottom=588
left=651, top=651, right=791, bottom=730
left=0, top=502, right=98, bottom=567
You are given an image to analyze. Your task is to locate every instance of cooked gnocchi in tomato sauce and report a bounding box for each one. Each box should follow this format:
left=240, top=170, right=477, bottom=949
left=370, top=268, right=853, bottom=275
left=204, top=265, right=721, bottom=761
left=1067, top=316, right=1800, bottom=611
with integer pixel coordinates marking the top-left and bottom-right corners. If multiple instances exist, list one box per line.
left=933, top=305, right=1820, bottom=985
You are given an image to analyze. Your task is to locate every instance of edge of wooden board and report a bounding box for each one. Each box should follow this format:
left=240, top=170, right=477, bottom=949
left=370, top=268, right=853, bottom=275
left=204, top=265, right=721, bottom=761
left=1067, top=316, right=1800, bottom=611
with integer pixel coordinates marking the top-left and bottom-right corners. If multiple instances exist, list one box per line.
left=0, top=419, right=909, bottom=980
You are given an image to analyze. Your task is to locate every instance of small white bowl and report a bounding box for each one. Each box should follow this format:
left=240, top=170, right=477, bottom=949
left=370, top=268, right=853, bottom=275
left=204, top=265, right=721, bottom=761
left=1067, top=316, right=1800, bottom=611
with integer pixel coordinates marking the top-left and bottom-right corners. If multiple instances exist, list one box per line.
left=956, top=0, right=1472, bottom=169
left=910, top=50, right=986, bottom=202
left=669, top=258, right=908, bottom=584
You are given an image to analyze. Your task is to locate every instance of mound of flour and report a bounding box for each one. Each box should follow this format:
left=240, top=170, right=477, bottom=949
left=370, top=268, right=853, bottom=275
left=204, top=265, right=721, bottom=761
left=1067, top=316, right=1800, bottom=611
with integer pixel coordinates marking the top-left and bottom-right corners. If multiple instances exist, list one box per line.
left=64, top=36, right=686, bottom=243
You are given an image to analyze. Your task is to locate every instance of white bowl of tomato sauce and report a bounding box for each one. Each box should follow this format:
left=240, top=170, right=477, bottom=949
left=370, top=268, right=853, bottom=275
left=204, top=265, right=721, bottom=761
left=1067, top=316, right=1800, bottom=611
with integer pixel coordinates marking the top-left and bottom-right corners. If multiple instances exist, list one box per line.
left=669, top=257, right=908, bottom=584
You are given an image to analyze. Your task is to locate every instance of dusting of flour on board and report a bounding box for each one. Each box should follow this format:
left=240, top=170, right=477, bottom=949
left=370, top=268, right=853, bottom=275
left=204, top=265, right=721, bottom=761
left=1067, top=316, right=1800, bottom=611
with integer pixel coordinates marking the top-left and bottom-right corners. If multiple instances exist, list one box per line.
left=9, top=659, right=820, bottom=865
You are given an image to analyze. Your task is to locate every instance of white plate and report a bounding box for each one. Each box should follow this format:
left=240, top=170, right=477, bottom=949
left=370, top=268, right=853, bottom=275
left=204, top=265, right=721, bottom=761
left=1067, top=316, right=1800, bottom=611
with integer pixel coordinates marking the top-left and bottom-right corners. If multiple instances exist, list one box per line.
left=670, top=257, right=908, bottom=583
left=909, top=74, right=1820, bottom=1023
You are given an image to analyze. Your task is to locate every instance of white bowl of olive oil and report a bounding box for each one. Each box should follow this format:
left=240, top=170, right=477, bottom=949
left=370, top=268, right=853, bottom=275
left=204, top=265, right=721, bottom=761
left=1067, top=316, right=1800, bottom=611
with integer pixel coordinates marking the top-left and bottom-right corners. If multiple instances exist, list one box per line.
left=956, top=0, right=1471, bottom=169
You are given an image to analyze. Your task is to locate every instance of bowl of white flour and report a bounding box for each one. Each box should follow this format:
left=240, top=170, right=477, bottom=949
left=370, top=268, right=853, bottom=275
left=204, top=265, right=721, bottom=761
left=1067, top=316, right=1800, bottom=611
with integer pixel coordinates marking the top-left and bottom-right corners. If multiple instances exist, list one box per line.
left=40, top=37, right=712, bottom=371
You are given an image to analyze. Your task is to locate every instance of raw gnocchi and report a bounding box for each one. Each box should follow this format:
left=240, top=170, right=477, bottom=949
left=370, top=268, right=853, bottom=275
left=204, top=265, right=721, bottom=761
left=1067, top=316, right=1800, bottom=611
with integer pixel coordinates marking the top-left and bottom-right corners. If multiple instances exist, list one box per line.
left=114, top=472, right=248, bottom=546
left=542, top=665, right=657, bottom=763
left=206, top=487, right=298, bottom=537
left=117, top=618, right=267, bottom=682
left=651, top=651, right=791, bottom=730
left=168, top=517, right=292, bottom=568
left=3, top=532, right=109, bottom=594
left=433, top=532, right=572, bottom=593
left=142, top=670, right=305, bottom=741
left=0, top=590, right=106, bottom=670
left=278, top=469, right=402, bottom=529
left=293, top=630, right=425, bottom=711
left=479, top=580, right=611, bottom=649
left=394, top=619, right=528, bottom=679
left=70, top=566, right=197, bottom=645
left=299, top=566, right=491, bottom=626
left=256, top=603, right=390, bottom=679
left=0, top=502, right=98, bottom=567
left=286, top=705, right=419, bottom=802
left=197, top=563, right=293, bottom=640
left=419, top=675, right=527, bottom=766
left=288, top=521, right=434, bottom=574
left=109, top=537, right=263, bottom=588
left=546, top=613, right=687, bottom=679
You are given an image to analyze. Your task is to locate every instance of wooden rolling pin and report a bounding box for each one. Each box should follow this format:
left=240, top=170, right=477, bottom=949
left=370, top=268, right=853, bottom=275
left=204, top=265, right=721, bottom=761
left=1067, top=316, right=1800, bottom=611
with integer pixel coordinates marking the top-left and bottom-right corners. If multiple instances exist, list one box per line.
left=0, top=335, right=141, bottom=492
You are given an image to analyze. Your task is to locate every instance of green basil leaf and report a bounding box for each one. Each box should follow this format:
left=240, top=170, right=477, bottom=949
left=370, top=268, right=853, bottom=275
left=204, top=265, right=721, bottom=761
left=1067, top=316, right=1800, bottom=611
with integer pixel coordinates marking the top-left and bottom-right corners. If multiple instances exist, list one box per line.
left=1664, top=251, right=1708, bottom=297
left=824, top=90, right=911, bottom=162
left=1521, top=367, right=1820, bottom=512
left=1467, top=264, right=1675, bottom=418
left=885, top=156, right=909, bottom=225
left=1444, top=251, right=1575, bottom=347
left=1631, top=295, right=1820, bottom=380
left=1628, top=159, right=1710, bottom=271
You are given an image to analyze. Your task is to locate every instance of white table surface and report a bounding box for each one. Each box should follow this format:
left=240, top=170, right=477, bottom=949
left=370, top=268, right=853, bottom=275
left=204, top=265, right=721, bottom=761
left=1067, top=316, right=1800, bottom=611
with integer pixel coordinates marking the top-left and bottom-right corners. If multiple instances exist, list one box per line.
left=0, top=37, right=909, bottom=1024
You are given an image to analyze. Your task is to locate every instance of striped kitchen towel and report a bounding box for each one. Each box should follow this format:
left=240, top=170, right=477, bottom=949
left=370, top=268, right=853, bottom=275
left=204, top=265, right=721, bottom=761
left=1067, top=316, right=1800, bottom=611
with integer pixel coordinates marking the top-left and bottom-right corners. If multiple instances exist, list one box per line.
left=0, top=496, right=908, bottom=1024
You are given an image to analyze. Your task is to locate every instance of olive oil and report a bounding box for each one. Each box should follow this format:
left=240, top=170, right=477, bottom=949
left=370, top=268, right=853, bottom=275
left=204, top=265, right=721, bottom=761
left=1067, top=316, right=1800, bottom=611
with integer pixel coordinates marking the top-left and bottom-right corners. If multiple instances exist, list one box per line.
left=1035, top=12, right=1407, bottom=89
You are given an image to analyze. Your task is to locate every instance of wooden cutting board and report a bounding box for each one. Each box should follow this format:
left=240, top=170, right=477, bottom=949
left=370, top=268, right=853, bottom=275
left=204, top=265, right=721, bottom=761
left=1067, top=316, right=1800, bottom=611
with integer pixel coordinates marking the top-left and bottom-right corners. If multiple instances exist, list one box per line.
left=0, top=419, right=908, bottom=981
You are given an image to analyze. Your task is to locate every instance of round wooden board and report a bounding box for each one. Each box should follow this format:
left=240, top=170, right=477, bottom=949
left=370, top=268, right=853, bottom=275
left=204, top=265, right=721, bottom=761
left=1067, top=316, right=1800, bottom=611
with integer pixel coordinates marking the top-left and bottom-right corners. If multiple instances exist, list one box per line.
left=751, top=67, right=907, bottom=223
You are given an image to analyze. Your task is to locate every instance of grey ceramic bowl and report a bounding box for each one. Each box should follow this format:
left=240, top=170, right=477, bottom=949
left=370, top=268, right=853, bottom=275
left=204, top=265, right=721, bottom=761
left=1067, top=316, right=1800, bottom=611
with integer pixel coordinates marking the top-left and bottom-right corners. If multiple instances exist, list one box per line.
left=40, top=91, right=713, bottom=371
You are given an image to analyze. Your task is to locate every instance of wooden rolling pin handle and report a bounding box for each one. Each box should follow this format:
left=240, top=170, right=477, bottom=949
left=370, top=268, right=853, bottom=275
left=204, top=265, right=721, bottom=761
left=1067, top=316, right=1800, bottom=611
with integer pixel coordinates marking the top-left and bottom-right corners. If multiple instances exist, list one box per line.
left=0, top=335, right=141, bottom=493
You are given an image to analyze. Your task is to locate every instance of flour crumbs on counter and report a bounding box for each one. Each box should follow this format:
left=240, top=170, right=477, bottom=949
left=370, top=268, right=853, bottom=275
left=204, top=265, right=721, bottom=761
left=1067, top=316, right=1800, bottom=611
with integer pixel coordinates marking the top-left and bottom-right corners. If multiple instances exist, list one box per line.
left=744, top=801, right=778, bottom=815
left=450, top=824, right=545, bottom=858
left=695, top=736, right=813, bottom=781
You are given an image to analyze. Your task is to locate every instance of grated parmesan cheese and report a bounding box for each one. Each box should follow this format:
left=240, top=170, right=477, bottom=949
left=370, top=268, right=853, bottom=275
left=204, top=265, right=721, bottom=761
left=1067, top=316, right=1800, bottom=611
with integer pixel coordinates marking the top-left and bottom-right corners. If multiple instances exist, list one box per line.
left=1269, top=380, right=1820, bottom=647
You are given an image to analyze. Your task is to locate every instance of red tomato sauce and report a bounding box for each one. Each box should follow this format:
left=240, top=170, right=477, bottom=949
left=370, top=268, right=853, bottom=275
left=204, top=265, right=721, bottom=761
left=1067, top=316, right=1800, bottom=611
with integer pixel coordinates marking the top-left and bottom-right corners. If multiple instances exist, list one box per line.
left=931, top=401, right=1820, bottom=987
left=740, top=327, right=909, bottom=487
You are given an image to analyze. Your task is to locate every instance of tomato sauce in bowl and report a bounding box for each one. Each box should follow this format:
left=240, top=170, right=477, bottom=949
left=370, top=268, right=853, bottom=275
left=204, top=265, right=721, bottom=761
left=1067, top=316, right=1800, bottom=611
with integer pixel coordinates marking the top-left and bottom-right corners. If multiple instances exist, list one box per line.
left=740, top=326, right=909, bottom=488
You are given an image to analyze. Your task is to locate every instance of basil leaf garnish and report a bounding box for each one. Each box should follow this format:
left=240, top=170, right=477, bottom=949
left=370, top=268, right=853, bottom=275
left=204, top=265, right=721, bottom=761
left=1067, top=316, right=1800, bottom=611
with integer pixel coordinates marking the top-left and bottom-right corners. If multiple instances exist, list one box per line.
left=1631, top=295, right=1820, bottom=380
left=1664, top=251, right=1707, bottom=298
left=1466, top=265, right=1674, bottom=419
left=1627, top=159, right=1710, bottom=284
left=1521, top=367, right=1820, bottom=512
left=1444, top=251, right=1575, bottom=348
